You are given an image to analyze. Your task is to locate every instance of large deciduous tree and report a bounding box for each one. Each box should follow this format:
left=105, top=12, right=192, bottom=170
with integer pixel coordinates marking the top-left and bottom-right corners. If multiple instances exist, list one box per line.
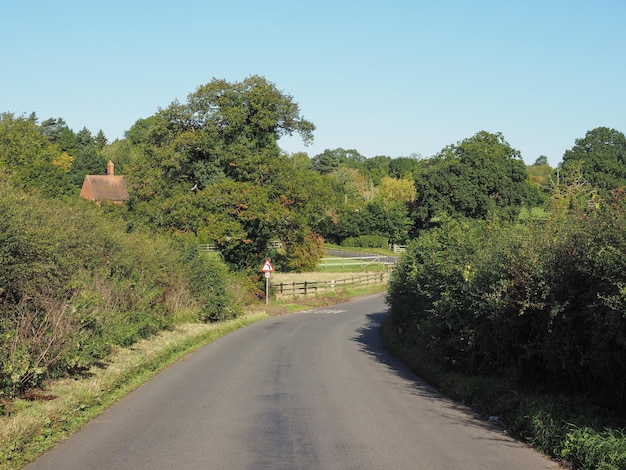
left=411, top=131, right=533, bottom=229
left=126, top=76, right=320, bottom=270
left=311, top=148, right=365, bottom=175
left=561, top=127, right=626, bottom=192
left=0, top=113, right=75, bottom=197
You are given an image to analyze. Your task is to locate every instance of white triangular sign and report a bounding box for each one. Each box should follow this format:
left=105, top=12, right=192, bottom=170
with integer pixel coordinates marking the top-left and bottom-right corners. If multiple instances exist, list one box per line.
left=261, top=259, right=274, bottom=272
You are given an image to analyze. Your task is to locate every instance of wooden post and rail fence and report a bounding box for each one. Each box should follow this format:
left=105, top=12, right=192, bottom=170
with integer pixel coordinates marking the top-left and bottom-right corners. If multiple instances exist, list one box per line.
left=273, top=272, right=388, bottom=297
left=199, top=243, right=399, bottom=299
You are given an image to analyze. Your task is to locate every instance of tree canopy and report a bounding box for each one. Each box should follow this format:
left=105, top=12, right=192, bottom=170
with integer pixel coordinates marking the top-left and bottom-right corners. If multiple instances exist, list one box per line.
left=561, top=126, right=626, bottom=192
left=125, top=76, right=319, bottom=270
left=4, top=75, right=626, bottom=272
left=0, top=113, right=75, bottom=197
left=411, top=131, right=534, bottom=228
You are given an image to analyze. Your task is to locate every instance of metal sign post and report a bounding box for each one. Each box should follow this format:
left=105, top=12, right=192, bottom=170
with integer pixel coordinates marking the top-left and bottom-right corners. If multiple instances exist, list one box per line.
left=264, top=272, right=271, bottom=304
left=260, top=259, right=274, bottom=305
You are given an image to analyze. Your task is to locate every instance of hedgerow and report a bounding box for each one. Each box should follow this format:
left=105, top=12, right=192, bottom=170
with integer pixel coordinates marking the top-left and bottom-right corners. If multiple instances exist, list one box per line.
left=386, top=190, right=626, bottom=468
left=0, top=181, right=239, bottom=399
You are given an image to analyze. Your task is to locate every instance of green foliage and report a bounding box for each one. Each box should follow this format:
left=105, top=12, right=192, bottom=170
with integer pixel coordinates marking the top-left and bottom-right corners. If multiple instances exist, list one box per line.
left=412, top=131, right=535, bottom=228
left=388, top=154, right=423, bottom=179
left=326, top=166, right=371, bottom=207
left=125, top=76, right=321, bottom=270
left=0, top=182, right=238, bottom=398
left=561, top=427, right=626, bottom=470
left=375, top=176, right=416, bottom=203
left=315, top=175, right=411, bottom=245
left=363, top=199, right=412, bottom=244
left=526, top=162, right=554, bottom=205
left=544, top=190, right=626, bottom=406
left=311, top=148, right=365, bottom=175
left=272, top=160, right=335, bottom=230
left=341, top=235, right=388, bottom=249
left=0, top=113, right=76, bottom=198
left=362, top=155, right=391, bottom=184
left=506, top=396, right=626, bottom=469
left=385, top=145, right=626, bottom=469
left=185, top=249, right=241, bottom=322
left=562, top=127, right=626, bottom=193
left=0, top=113, right=115, bottom=197
left=70, top=147, right=108, bottom=186
left=388, top=192, right=626, bottom=407
left=311, top=148, right=342, bottom=174
left=280, top=229, right=325, bottom=272
left=40, top=117, right=79, bottom=157
left=194, top=180, right=289, bottom=270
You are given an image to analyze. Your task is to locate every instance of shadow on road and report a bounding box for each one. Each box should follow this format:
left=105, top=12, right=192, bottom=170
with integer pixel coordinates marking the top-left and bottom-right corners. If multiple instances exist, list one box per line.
left=351, top=310, right=513, bottom=441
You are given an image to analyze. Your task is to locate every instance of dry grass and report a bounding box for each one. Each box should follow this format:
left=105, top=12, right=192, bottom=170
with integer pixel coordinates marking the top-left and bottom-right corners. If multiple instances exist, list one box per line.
left=0, top=275, right=388, bottom=469
left=0, top=313, right=267, bottom=470
left=271, top=271, right=383, bottom=284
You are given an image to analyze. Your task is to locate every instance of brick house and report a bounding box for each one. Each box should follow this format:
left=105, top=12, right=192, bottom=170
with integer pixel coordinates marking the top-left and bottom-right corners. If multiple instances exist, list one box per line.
left=79, top=160, right=128, bottom=204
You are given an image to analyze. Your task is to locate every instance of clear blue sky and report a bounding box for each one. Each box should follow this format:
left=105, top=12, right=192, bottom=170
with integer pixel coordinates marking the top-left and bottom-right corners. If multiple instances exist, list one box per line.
left=2, top=0, right=625, bottom=166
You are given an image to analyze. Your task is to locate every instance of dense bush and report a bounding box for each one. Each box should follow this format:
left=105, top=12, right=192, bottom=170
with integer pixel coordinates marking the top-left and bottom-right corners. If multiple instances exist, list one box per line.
left=341, top=235, right=388, bottom=249
left=184, top=247, right=242, bottom=322
left=386, top=196, right=626, bottom=467
left=387, top=192, right=626, bottom=408
left=281, top=229, right=325, bottom=272
left=0, top=182, right=239, bottom=398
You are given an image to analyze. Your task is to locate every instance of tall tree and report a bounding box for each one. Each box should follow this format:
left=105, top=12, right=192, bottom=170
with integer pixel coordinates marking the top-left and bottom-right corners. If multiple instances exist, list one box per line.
left=526, top=160, right=554, bottom=205
left=311, top=149, right=341, bottom=174
left=0, top=113, right=75, bottom=197
left=376, top=176, right=416, bottom=204
left=95, top=130, right=108, bottom=150
left=40, top=117, right=78, bottom=154
left=126, top=76, right=318, bottom=270
left=311, top=148, right=365, bottom=175
left=412, top=131, right=532, bottom=228
left=362, top=155, right=391, bottom=185
left=389, top=154, right=423, bottom=179
left=363, top=199, right=412, bottom=244
left=561, top=127, right=626, bottom=192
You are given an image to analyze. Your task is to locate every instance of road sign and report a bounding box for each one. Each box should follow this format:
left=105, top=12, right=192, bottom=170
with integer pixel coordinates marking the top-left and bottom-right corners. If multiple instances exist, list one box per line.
left=261, top=259, right=274, bottom=304
left=261, top=259, right=274, bottom=272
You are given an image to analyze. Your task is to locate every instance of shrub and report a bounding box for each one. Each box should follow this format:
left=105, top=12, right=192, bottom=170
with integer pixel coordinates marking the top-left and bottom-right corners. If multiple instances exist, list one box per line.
left=341, top=234, right=388, bottom=249
left=185, top=248, right=242, bottom=322
left=387, top=196, right=626, bottom=407
left=561, top=427, right=626, bottom=470
left=283, top=229, right=325, bottom=272
left=0, top=181, right=239, bottom=398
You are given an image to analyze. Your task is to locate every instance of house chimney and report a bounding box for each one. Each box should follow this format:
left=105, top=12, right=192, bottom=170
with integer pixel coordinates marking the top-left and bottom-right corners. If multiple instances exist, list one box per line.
left=107, top=160, right=114, bottom=176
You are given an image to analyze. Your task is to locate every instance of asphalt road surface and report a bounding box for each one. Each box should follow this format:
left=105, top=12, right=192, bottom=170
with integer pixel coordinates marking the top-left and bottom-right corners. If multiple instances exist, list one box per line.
left=27, top=293, right=559, bottom=470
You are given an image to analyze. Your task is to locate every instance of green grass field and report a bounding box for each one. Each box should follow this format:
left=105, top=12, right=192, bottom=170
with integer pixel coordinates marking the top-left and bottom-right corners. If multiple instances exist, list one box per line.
left=317, top=256, right=390, bottom=272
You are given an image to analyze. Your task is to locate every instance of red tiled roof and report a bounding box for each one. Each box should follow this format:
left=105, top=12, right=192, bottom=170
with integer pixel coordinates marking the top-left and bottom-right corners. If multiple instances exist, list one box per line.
left=80, top=174, right=128, bottom=203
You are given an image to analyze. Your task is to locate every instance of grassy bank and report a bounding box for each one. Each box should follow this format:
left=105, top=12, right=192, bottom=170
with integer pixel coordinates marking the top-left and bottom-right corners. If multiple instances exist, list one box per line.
left=0, top=313, right=266, bottom=470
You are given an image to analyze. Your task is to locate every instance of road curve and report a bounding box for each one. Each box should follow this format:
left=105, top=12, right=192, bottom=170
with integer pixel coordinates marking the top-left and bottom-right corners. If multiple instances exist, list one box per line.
left=27, top=293, right=559, bottom=470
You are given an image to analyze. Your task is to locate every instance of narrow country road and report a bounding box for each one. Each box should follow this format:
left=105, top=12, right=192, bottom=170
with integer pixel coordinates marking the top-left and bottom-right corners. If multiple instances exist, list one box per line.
left=27, top=293, right=559, bottom=469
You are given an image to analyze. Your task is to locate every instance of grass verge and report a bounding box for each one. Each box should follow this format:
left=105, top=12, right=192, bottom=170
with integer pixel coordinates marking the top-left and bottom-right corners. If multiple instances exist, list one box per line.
left=0, top=313, right=266, bottom=470
left=0, top=282, right=387, bottom=470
